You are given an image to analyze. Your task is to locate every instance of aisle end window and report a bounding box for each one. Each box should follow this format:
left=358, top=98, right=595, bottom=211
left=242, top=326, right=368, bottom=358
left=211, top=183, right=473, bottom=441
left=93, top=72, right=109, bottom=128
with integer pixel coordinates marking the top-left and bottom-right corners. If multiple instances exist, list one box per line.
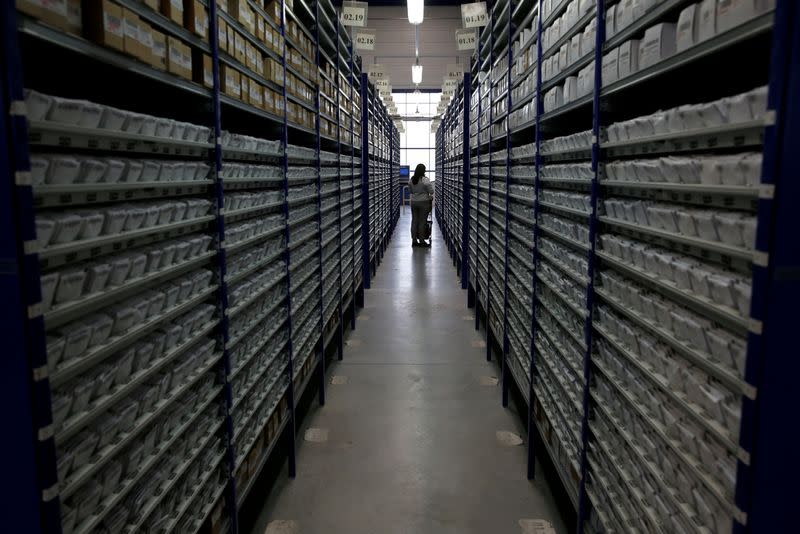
left=393, top=91, right=441, bottom=183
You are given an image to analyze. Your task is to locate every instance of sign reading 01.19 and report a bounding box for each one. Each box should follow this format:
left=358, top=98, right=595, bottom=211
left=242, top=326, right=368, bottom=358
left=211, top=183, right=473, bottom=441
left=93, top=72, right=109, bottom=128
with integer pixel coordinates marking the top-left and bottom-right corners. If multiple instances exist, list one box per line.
left=461, top=2, right=488, bottom=28
left=341, top=0, right=368, bottom=26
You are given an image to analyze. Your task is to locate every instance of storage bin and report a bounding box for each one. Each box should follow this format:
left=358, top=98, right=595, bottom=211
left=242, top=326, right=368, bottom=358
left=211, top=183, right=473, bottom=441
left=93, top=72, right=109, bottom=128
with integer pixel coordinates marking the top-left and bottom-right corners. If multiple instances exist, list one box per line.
left=178, top=278, right=194, bottom=300
left=163, top=324, right=183, bottom=351
left=113, top=348, right=135, bottom=386
left=52, top=391, right=73, bottom=431
left=62, top=323, right=92, bottom=360
left=689, top=267, right=712, bottom=298
left=114, top=399, right=140, bottom=434
left=714, top=212, right=745, bottom=247
left=40, top=271, right=60, bottom=311
left=82, top=262, right=111, bottom=294
left=123, top=113, right=145, bottom=134
left=30, top=156, right=50, bottom=186
left=25, top=89, right=53, bottom=121
left=77, top=101, right=103, bottom=128
left=159, top=162, right=177, bottom=182
left=145, top=248, right=164, bottom=273
left=79, top=159, right=108, bottom=184
left=141, top=160, right=161, bottom=182
left=147, top=291, right=166, bottom=317
left=160, top=243, right=177, bottom=268
left=91, top=365, right=116, bottom=399
left=174, top=240, right=191, bottom=263
left=47, top=97, right=83, bottom=125
left=173, top=201, right=189, bottom=221
left=70, top=376, right=95, bottom=416
left=47, top=156, right=81, bottom=185
left=104, top=159, right=126, bottom=183
left=742, top=217, right=756, bottom=249
left=157, top=202, right=176, bottom=225
left=675, top=210, right=698, bottom=237
left=733, top=281, right=752, bottom=316
left=164, top=284, right=180, bottom=308
left=100, top=461, right=124, bottom=500
left=141, top=204, right=160, bottom=229
left=77, top=210, right=105, bottom=240
left=155, top=118, right=174, bottom=138
left=123, top=206, right=147, bottom=232
left=85, top=314, right=113, bottom=347
left=73, top=482, right=102, bottom=524
left=102, top=206, right=128, bottom=235
left=121, top=159, right=144, bottom=182
left=99, top=107, right=127, bottom=130
left=139, top=385, right=159, bottom=415
left=694, top=211, right=719, bottom=241
left=110, top=305, right=137, bottom=336
left=128, top=253, right=147, bottom=279
left=47, top=335, right=66, bottom=371
left=108, top=256, right=132, bottom=287
left=132, top=343, right=153, bottom=374
left=140, top=115, right=157, bottom=137
left=708, top=328, right=735, bottom=363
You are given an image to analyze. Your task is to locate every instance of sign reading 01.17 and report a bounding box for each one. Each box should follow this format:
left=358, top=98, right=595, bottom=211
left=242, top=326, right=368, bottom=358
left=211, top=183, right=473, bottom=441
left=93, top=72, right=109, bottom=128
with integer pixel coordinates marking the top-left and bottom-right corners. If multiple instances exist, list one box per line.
left=341, top=0, right=368, bottom=27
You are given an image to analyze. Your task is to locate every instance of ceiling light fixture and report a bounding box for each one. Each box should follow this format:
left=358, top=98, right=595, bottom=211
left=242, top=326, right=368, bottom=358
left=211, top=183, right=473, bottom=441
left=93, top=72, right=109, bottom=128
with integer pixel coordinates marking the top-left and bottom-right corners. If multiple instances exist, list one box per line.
left=407, top=0, right=424, bottom=25
left=412, top=62, right=423, bottom=85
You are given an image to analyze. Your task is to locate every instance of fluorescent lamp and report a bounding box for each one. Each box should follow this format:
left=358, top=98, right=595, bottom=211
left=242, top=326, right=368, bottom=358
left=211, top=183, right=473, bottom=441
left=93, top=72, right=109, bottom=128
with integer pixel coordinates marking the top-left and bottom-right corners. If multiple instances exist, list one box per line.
left=407, top=0, right=424, bottom=24
left=412, top=64, right=423, bottom=84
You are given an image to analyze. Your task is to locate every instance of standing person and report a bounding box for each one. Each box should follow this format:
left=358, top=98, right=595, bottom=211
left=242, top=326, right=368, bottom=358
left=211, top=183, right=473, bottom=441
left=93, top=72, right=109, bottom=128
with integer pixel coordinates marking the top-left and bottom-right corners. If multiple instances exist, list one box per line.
left=409, top=163, right=433, bottom=248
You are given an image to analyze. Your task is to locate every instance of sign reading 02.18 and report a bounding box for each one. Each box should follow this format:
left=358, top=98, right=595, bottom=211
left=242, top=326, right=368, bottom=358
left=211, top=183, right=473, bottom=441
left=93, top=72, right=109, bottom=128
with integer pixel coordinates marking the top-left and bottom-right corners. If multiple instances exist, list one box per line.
left=341, top=0, right=368, bottom=27
left=355, top=29, right=376, bottom=50
left=461, top=2, right=488, bottom=28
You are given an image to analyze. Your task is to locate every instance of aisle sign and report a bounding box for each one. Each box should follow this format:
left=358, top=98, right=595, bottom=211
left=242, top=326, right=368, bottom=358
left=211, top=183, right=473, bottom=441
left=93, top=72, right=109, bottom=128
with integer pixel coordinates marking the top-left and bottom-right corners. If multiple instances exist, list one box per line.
left=456, top=29, right=478, bottom=50
left=446, top=64, right=465, bottom=79
left=355, top=29, right=376, bottom=50
left=443, top=77, right=459, bottom=90
left=367, top=64, right=386, bottom=81
left=341, top=1, right=367, bottom=27
left=461, top=2, right=488, bottom=28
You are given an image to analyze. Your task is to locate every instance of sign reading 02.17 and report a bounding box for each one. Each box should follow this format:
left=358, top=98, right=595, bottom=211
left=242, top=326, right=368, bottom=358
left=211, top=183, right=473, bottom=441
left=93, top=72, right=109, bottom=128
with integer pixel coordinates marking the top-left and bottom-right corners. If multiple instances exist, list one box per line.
left=341, top=0, right=368, bottom=26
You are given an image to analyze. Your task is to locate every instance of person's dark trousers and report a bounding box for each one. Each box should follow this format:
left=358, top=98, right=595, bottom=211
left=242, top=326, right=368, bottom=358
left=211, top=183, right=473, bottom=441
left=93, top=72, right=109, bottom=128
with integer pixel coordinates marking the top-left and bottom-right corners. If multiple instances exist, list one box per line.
left=410, top=200, right=431, bottom=241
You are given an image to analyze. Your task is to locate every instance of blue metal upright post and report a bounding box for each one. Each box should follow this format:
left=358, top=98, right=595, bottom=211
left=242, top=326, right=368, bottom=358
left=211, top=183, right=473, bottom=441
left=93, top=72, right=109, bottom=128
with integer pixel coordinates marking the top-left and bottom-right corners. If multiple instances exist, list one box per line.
left=208, top=0, right=240, bottom=529
left=313, top=6, right=326, bottom=408
left=462, top=72, right=472, bottom=292
left=575, top=1, right=604, bottom=531
left=280, top=0, right=297, bottom=479
left=734, top=1, right=799, bottom=532
left=360, top=73, right=370, bottom=290
left=526, top=0, right=544, bottom=482
left=485, top=9, right=494, bottom=363
left=0, top=4, right=58, bottom=531
left=501, top=0, right=514, bottom=409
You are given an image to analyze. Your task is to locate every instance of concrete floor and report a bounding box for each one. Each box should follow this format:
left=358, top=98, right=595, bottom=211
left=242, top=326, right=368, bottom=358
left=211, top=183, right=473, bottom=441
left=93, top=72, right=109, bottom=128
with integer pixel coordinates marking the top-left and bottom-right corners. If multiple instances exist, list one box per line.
left=250, top=210, right=566, bottom=534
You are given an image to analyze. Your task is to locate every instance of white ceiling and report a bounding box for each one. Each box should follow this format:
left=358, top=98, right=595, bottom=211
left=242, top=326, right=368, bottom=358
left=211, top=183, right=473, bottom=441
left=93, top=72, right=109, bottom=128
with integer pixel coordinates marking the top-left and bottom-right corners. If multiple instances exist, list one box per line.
left=354, top=6, right=472, bottom=90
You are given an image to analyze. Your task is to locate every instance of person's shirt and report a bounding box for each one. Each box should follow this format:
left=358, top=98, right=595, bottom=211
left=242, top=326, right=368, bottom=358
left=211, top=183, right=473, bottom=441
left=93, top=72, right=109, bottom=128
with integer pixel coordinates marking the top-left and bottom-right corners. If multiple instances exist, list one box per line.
left=409, top=175, right=433, bottom=202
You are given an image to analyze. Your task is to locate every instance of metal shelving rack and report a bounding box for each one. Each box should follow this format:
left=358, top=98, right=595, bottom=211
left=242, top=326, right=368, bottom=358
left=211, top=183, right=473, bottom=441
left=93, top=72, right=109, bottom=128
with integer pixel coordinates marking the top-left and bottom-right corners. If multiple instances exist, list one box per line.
left=436, top=1, right=798, bottom=533
left=1, top=0, right=397, bottom=531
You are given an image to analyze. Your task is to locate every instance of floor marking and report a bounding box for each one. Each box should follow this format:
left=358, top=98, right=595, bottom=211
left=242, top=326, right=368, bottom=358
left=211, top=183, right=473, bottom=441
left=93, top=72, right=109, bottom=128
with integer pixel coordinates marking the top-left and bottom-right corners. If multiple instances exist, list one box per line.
left=519, top=519, right=557, bottom=534
left=330, top=375, right=348, bottom=385
left=462, top=315, right=474, bottom=321
left=345, top=339, right=363, bottom=347
left=304, top=428, right=329, bottom=443
left=496, top=431, right=523, bottom=446
left=265, top=520, right=299, bottom=534
left=359, top=314, right=371, bottom=320
left=471, top=340, right=486, bottom=348
left=479, top=376, right=499, bottom=386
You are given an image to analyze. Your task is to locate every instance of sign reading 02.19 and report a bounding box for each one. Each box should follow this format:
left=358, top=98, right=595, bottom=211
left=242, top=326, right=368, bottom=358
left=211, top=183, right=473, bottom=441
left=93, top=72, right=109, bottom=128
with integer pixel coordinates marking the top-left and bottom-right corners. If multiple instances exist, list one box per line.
left=341, top=0, right=368, bottom=27
left=461, top=2, right=488, bottom=28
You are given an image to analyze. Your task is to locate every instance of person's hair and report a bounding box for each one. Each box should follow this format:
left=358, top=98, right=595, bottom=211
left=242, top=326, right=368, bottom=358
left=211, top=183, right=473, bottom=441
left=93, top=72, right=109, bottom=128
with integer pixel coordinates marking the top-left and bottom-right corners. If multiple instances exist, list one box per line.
left=411, top=163, right=426, bottom=185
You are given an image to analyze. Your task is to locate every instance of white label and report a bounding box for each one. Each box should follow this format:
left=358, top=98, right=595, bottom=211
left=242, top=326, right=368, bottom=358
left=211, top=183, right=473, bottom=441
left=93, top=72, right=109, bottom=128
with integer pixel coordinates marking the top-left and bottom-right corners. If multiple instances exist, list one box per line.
left=456, top=28, right=477, bottom=50
left=123, top=18, right=138, bottom=40
left=446, top=63, right=465, bottom=78
left=341, top=1, right=367, bottom=27
left=204, top=70, right=213, bottom=86
left=367, top=64, right=386, bottom=81
left=104, top=12, right=123, bottom=38
left=355, top=30, right=375, bottom=50
left=153, top=40, right=166, bottom=60
left=461, top=2, right=488, bottom=28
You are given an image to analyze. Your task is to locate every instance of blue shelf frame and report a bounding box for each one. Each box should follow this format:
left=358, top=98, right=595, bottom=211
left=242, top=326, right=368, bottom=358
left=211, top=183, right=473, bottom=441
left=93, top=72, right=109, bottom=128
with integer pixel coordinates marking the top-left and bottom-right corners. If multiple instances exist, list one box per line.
left=435, top=0, right=800, bottom=532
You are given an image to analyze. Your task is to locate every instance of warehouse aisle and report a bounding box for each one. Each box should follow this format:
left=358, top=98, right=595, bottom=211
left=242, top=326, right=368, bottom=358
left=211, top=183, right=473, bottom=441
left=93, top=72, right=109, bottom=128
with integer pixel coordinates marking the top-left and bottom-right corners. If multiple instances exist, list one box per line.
left=250, top=209, right=565, bottom=534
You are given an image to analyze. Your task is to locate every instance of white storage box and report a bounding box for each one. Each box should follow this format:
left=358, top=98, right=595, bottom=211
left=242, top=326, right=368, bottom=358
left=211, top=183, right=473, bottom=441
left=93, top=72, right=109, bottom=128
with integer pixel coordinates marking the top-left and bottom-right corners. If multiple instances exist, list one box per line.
left=104, top=159, right=125, bottom=183
left=102, top=207, right=128, bottom=235
left=54, top=269, right=86, bottom=304
left=47, top=97, right=83, bottom=125
left=617, top=40, right=640, bottom=79
left=77, top=210, right=105, bottom=240
left=79, top=159, right=108, bottom=184
left=25, top=89, right=53, bottom=121
left=47, top=156, right=80, bottom=185
left=77, top=102, right=103, bottom=129
left=84, top=262, right=111, bottom=294
left=85, top=314, right=113, bottom=347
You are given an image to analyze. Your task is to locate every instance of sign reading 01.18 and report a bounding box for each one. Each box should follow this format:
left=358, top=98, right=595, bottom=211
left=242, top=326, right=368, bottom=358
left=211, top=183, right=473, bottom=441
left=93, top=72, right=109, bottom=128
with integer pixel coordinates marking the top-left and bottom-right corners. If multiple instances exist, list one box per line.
left=456, top=28, right=477, bottom=50
left=341, top=0, right=368, bottom=27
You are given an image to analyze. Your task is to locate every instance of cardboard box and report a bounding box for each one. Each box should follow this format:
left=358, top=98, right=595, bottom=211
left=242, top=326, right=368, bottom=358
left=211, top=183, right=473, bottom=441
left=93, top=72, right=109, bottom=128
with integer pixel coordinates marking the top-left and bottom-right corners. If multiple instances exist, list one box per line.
left=639, top=22, right=676, bottom=69
left=144, top=0, right=159, bottom=10
left=256, top=13, right=265, bottom=42
left=265, top=0, right=281, bottom=23
left=218, top=16, right=228, bottom=52
left=602, top=47, right=619, bottom=86
left=138, top=22, right=154, bottom=65
left=697, top=0, right=717, bottom=43
left=152, top=29, right=167, bottom=69
left=605, top=4, right=616, bottom=38
left=564, top=76, right=578, bottom=103
left=83, top=0, right=124, bottom=52
left=167, top=36, right=191, bottom=78
left=65, top=0, right=82, bottom=34
left=616, top=0, right=635, bottom=30
left=618, top=39, right=639, bottom=78
left=217, top=0, right=227, bottom=14
left=569, top=35, right=581, bottom=65
left=161, top=0, right=183, bottom=25
left=245, top=41, right=257, bottom=71
left=717, top=0, right=756, bottom=33
left=38, top=0, right=69, bottom=30
left=200, top=54, right=214, bottom=88
left=250, top=81, right=264, bottom=108
left=264, top=87, right=275, bottom=113
left=234, top=31, right=246, bottom=63
left=17, top=0, right=43, bottom=19
left=122, top=8, right=141, bottom=58
left=185, top=0, right=209, bottom=40
left=240, top=75, right=249, bottom=104
left=221, top=64, right=241, bottom=98
left=676, top=3, right=698, bottom=52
